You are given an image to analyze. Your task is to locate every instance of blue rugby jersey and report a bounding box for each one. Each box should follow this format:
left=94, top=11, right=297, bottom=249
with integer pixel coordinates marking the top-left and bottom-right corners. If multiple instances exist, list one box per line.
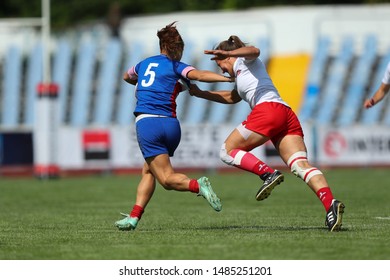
left=131, top=54, right=194, bottom=117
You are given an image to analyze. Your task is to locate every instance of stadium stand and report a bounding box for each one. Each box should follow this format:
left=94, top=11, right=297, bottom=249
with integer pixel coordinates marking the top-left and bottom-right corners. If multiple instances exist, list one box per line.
left=315, top=36, right=355, bottom=125
left=299, top=36, right=331, bottom=122
left=337, top=34, right=377, bottom=126
left=24, top=43, right=42, bottom=126
left=53, top=39, right=72, bottom=124
left=93, top=39, right=122, bottom=126
left=183, top=40, right=216, bottom=124
left=116, top=41, right=145, bottom=125
left=69, top=40, right=96, bottom=127
left=1, top=46, right=22, bottom=127
left=206, top=81, right=235, bottom=124
left=360, top=49, right=390, bottom=125
left=1, top=32, right=390, bottom=129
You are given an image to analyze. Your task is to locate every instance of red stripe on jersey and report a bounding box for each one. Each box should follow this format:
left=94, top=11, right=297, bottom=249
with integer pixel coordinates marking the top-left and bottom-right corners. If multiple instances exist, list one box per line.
left=170, top=82, right=182, bottom=118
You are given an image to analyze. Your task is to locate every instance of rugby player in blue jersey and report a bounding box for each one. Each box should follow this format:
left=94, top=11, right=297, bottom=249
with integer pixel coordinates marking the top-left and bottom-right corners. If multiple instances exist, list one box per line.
left=115, top=22, right=234, bottom=230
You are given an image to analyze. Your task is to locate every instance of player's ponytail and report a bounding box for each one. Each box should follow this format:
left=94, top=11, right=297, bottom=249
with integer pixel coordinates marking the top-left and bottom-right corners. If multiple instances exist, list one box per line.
left=215, top=35, right=246, bottom=51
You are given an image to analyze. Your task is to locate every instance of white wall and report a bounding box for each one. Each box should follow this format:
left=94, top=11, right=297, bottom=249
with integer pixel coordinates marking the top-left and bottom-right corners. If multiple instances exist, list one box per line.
left=120, top=4, right=390, bottom=56
left=1, top=4, right=389, bottom=59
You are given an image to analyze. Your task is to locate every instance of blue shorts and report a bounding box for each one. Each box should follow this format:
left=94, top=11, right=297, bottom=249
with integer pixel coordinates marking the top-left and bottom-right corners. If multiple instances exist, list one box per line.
left=135, top=116, right=181, bottom=159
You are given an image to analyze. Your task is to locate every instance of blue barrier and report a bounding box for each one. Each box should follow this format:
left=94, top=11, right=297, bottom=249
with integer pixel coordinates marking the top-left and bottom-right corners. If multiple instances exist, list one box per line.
left=316, top=36, right=354, bottom=125
left=93, top=39, right=122, bottom=125
left=70, top=40, right=96, bottom=126
left=337, top=34, right=377, bottom=126
left=2, top=46, right=22, bottom=127
left=53, top=39, right=72, bottom=123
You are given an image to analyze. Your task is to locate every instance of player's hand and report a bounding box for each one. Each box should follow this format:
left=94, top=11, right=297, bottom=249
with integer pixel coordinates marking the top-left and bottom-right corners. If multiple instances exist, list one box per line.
left=228, top=76, right=235, bottom=83
left=204, top=49, right=229, bottom=61
left=363, top=98, right=375, bottom=109
left=189, top=83, right=200, bottom=96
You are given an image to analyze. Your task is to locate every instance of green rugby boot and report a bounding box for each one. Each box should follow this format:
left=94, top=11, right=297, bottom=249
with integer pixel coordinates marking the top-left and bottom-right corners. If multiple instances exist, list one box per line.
left=115, top=213, right=139, bottom=231
left=197, top=176, right=222, bottom=212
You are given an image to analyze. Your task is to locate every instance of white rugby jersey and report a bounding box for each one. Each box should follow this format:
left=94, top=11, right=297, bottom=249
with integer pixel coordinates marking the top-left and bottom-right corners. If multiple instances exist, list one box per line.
left=382, top=61, right=390, bottom=85
left=233, top=57, right=288, bottom=109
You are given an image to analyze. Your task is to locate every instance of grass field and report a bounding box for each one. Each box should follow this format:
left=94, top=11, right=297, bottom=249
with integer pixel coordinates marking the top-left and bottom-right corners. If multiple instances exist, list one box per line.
left=0, top=168, right=389, bottom=260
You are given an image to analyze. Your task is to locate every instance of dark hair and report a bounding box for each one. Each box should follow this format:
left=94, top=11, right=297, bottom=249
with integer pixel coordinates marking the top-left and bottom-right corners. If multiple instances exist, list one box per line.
left=214, top=35, right=246, bottom=51
left=157, top=21, right=184, bottom=61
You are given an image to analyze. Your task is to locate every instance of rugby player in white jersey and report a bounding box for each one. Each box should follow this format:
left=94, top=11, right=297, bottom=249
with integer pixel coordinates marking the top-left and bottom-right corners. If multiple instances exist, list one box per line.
left=190, top=35, right=345, bottom=232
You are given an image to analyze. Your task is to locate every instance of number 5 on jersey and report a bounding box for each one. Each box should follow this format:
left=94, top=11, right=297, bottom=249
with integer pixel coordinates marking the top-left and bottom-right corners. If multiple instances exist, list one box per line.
left=141, top=63, right=159, bottom=87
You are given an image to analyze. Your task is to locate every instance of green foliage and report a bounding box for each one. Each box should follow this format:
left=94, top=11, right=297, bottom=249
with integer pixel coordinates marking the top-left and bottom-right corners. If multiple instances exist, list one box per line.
left=0, top=0, right=374, bottom=30
left=0, top=168, right=389, bottom=260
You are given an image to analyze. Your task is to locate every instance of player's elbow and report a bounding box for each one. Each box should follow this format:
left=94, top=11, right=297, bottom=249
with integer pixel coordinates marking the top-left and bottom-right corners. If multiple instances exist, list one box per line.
left=123, top=72, right=130, bottom=81
left=252, top=47, right=260, bottom=57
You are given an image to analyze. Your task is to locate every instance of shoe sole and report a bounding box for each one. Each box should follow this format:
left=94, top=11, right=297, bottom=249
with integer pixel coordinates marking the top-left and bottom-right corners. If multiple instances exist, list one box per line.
left=115, top=215, right=137, bottom=231
left=206, top=190, right=222, bottom=212
left=116, top=222, right=136, bottom=231
left=199, top=178, right=222, bottom=212
left=255, top=174, right=284, bottom=201
left=329, top=203, right=345, bottom=232
left=117, top=225, right=136, bottom=231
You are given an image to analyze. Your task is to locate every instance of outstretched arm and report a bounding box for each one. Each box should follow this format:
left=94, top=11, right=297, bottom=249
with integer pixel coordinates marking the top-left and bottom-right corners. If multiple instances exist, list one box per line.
left=204, top=46, right=260, bottom=60
left=363, top=83, right=390, bottom=109
left=187, top=69, right=234, bottom=83
left=189, top=84, right=241, bottom=104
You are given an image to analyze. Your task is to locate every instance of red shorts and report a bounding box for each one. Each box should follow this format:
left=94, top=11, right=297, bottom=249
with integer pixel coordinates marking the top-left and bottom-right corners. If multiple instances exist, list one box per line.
left=242, top=102, right=304, bottom=145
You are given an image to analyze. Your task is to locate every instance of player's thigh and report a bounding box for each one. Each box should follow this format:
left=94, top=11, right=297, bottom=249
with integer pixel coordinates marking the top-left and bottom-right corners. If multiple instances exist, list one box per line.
left=224, top=126, right=269, bottom=152
left=276, top=134, right=307, bottom=164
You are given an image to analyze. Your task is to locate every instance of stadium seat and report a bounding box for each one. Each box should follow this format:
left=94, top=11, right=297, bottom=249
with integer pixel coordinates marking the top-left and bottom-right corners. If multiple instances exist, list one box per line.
left=53, top=39, right=72, bottom=124
left=115, top=41, right=145, bottom=125
left=206, top=82, right=234, bottom=124
left=299, top=36, right=331, bottom=122
left=93, top=39, right=122, bottom=126
left=230, top=100, right=251, bottom=124
left=360, top=49, right=390, bottom=125
left=337, top=34, right=377, bottom=126
left=70, top=39, right=97, bottom=127
left=183, top=46, right=216, bottom=124
left=183, top=92, right=210, bottom=124
left=315, top=36, right=354, bottom=125
left=24, top=43, right=43, bottom=127
left=1, top=46, right=22, bottom=127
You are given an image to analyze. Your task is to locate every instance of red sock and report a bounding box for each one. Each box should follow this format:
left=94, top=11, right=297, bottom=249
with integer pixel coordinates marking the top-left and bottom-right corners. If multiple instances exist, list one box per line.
left=189, top=179, right=199, bottom=193
left=130, top=205, right=144, bottom=219
left=316, top=187, right=334, bottom=211
left=230, top=149, right=274, bottom=179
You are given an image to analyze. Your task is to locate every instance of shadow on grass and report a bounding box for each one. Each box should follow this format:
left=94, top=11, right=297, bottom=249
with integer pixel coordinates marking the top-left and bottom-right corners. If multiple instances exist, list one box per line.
left=196, top=225, right=350, bottom=232
left=138, top=225, right=350, bottom=232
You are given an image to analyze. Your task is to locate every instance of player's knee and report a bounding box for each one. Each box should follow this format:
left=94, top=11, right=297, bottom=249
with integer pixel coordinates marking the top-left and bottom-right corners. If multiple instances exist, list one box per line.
left=287, top=151, right=322, bottom=183
left=220, top=143, right=234, bottom=166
